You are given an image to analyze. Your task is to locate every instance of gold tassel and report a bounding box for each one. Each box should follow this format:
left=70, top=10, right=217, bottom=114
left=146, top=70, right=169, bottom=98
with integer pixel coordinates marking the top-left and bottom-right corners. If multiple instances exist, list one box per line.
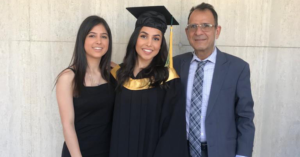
left=165, top=26, right=173, bottom=68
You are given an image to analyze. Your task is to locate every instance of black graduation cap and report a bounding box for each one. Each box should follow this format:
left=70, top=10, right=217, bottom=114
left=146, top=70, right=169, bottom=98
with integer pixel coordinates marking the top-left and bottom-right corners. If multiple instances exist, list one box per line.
left=126, top=6, right=179, bottom=33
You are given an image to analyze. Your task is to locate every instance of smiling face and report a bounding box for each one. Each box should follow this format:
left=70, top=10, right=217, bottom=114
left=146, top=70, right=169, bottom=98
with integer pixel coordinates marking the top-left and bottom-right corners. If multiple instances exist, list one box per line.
left=84, top=24, right=109, bottom=60
left=186, top=9, right=221, bottom=58
left=135, top=26, right=162, bottom=66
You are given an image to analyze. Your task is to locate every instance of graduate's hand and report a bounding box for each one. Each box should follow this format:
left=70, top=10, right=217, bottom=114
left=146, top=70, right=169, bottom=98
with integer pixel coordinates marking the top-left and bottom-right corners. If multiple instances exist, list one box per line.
left=110, top=61, right=118, bottom=69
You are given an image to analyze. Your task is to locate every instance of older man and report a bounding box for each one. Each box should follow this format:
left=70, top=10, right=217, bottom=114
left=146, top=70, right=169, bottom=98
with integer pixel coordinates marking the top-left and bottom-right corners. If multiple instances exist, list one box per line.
left=174, top=3, right=255, bottom=157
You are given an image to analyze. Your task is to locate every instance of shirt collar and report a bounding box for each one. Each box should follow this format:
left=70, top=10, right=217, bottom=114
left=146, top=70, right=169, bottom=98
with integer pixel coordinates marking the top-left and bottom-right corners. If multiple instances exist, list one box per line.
left=191, top=47, right=217, bottom=64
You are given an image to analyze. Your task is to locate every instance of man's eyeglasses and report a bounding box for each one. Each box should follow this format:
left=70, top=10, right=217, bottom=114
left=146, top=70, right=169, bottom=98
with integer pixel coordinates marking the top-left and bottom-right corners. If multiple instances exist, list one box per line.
left=186, top=23, right=215, bottom=32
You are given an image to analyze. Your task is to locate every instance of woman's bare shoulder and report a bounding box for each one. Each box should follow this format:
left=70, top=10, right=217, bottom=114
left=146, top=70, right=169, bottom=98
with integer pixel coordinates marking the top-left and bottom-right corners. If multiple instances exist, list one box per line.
left=57, top=69, right=75, bottom=84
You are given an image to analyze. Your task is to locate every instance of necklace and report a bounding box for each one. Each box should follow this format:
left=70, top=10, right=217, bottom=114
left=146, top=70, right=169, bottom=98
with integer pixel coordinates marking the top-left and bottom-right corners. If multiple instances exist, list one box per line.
left=88, top=73, right=100, bottom=86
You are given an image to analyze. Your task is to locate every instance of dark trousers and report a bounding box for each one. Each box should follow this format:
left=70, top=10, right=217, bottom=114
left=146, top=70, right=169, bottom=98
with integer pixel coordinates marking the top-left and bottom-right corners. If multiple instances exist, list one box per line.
left=201, top=149, right=208, bottom=157
left=187, top=140, right=208, bottom=157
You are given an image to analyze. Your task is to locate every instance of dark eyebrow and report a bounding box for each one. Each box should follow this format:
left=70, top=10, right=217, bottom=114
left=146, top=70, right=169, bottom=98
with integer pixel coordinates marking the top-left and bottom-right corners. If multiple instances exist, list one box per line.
left=140, top=31, right=148, bottom=35
left=140, top=31, right=161, bottom=37
left=88, top=32, right=108, bottom=35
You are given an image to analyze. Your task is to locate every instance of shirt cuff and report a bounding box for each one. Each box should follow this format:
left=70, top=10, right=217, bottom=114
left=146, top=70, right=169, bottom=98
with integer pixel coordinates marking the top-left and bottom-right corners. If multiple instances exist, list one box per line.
left=236, top=155, right=247, bottom=157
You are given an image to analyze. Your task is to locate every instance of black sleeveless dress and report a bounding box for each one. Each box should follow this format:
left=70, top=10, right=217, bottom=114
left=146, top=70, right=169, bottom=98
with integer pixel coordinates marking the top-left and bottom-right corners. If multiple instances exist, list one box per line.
left=61, top=69, right=115, bottom=157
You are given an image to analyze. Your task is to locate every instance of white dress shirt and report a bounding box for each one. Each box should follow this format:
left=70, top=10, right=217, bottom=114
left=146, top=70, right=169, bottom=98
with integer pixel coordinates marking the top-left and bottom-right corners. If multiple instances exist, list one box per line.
left=186, top=48, right=216, bottom=141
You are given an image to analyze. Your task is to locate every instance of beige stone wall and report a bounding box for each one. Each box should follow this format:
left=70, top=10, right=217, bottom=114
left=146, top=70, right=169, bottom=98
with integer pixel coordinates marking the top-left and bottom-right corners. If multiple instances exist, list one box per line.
left=1, top=0, right=299, bottom=156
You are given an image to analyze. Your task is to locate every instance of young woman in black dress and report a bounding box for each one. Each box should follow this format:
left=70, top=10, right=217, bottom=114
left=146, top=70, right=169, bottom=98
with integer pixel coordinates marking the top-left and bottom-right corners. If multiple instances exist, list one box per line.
left=56, top=16, right=115, bottom=157
left=110, top=7, right=188, bottom=157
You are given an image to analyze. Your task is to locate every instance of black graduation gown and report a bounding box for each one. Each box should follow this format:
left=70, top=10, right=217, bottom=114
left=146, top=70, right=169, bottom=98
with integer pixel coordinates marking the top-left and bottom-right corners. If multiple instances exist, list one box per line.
left=110, top=68, right=188, bottom=157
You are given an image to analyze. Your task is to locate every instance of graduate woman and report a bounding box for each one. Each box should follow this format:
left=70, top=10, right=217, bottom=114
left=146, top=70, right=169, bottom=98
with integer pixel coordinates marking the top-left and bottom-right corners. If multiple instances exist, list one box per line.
left=56, top=16, right=115, bottom=157
left=110, top=6, right=188, bottom=157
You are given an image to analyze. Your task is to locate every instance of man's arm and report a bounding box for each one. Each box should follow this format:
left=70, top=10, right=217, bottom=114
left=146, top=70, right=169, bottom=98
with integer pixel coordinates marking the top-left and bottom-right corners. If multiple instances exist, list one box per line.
left=235, top=63, right=255, bottom=157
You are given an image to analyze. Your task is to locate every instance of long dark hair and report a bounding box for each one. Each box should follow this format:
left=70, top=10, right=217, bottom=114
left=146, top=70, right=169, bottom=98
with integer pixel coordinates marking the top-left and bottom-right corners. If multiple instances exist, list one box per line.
left=116, top=27, right=169, bottom=90
left=56, top=15, right=112, bottom=97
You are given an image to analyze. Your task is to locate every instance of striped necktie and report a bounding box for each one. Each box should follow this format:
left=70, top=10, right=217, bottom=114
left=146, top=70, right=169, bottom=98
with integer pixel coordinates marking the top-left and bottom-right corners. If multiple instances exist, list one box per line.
left=189, top=60, right=208, bottom=157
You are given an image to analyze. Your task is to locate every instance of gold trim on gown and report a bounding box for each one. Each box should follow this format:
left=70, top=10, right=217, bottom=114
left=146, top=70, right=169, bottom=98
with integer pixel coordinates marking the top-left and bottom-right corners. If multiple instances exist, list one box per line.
left=110, top=65, right=179, bottom=90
